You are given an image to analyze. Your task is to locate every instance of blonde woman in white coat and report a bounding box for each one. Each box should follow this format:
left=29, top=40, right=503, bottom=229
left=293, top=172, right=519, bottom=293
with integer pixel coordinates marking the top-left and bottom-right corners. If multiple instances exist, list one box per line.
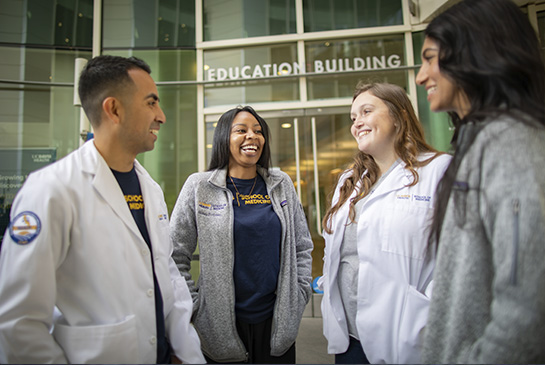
left=319, top=82, right=451, bottom=364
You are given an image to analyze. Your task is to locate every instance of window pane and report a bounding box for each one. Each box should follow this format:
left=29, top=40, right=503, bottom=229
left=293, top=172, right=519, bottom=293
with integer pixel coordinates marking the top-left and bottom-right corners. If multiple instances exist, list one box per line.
left=104, top=49, right=196, bottom=82
left=311, top=111, right=355, bottom=278
left=203, top=0, right=296, bottom=41
left=306, top=35, right=406, bottom=100
left=204, top=44, right=299, bottom=107
left=103, top=0, right=196, bottom=48
left=0, top=0, right=93, bottom=47
left=0, top=47, right=90, bottom=154
left=0, top=46, right=92, bottom=240
left=303, top=0, right=402, bottom=32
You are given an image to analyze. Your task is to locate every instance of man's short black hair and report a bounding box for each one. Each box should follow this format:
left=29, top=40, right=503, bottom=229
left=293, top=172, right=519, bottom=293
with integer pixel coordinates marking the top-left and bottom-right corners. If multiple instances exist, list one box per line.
left=78, top=55, right=152, bottom=126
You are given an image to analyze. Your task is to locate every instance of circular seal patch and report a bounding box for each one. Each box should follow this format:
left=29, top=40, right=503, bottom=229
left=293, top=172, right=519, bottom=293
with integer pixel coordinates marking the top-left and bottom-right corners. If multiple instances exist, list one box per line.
left=9, top=211, right=41, bottom=245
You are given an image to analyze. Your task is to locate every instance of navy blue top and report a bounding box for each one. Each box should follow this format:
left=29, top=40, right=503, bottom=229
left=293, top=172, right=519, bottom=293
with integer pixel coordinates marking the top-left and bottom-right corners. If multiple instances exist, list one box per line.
left=227, top=174, right=282, bottom=324
left=111, top=167, right=170, bottom=364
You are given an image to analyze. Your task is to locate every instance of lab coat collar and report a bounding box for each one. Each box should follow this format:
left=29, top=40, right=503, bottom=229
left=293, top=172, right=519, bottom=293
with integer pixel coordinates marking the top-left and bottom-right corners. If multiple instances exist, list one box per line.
left=365, top=160, right=412, bottom=205
left=326, top=161, right=411, bottom=242
left=80, top=140, right=147, bottom=244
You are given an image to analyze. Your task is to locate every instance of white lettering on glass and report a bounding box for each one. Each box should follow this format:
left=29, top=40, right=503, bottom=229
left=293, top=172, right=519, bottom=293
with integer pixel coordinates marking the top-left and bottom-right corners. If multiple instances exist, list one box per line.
left=206, top=54, right=402, bottom=81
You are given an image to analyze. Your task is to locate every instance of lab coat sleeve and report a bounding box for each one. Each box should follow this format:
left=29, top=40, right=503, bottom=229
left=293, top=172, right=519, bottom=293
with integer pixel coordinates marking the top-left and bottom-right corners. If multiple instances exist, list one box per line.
left=166, top=255, right=206, bottom=364
left=466, top=129, right=545, bottom=363
left=170, top=174, right=200, bottom=307
left=0, top=173, right=70, bottom=364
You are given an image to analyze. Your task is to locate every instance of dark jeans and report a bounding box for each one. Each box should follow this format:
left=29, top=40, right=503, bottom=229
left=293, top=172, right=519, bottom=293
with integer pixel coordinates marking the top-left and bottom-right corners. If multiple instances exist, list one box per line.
left=205, top=316, right=296, bottom=364
left=335, top=336, right=369, bottom=364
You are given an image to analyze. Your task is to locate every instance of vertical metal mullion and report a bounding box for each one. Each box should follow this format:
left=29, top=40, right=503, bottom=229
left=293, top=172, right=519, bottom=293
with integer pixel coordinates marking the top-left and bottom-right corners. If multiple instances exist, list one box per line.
left=402, top=0, right=418, bottom=115
left=295, top=0, right=304, bottom=34
left=295, top=0, right=307, bottom=103
left=92, top=0, right=102, bottom=57
left=528, top=4, right=539, bottom=34
left=311, top=117, right=321, bottom=234
left=405, top=30, right=418, bottom=116
left=196, top=0, right=206, bottom=172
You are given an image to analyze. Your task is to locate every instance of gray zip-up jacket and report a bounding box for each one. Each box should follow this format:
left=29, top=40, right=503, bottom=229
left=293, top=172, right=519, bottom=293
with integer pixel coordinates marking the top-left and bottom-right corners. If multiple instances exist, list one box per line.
left=170, top=166, right=313, bottom=362
left=422, top=115, right=545, bottom=363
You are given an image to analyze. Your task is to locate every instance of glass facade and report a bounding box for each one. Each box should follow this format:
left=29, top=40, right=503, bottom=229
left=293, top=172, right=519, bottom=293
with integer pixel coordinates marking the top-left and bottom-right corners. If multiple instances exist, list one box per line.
left=203, top=0, right=296, bottom=41
left=305, top=35, right=406, bottom=99
left=0, top=0, right=93, bottom=47
left=204, top=43, right=300, bottom=106
left=103, top=0, right=196, bottom=48
left=2, top=0, right=541, bottom=278
left=303, top=0, right=403, bottom=32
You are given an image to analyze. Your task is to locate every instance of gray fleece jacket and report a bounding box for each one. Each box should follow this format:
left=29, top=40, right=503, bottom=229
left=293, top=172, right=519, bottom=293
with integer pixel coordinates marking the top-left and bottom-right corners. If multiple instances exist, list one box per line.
left=422, top=114, right=545, bottom=363
left=170, top=166, right=313, bottom=362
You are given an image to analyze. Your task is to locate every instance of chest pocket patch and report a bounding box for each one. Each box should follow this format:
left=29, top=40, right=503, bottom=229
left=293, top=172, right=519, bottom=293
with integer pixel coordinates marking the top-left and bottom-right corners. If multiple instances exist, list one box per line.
left=197, top=202, right=227, bottom=217
left=381, top=204, right=433, bottom=260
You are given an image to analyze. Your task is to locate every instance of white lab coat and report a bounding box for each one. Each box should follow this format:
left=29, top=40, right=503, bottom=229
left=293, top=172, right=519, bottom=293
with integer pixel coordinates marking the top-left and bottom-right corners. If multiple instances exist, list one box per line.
left=0, top=140, right=205, bottom=364
left=320, top=153, right=451, bottom=364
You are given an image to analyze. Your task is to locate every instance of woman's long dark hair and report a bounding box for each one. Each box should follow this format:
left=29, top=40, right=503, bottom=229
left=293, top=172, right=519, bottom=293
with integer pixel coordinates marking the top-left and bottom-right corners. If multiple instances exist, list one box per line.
left=208, top=105, right=272, bottom=171
left=426, top=0, right=545, bottom=251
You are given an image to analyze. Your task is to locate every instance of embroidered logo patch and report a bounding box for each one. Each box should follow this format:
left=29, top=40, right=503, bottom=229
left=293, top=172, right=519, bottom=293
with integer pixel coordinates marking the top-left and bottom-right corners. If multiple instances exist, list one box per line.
left=414, top=195, right=431, bottom=202
left=9, top=211, right=41, bottom=245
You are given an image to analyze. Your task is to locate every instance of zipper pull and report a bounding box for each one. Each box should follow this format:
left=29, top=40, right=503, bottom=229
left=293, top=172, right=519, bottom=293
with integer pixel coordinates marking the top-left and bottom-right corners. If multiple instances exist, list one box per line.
left=510, top=199, right=520, bottom=285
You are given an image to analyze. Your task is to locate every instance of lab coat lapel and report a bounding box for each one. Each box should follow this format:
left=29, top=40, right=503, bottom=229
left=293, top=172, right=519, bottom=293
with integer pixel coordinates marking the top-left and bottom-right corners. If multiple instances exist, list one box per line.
left=364, top=162, right=411, bottom=205
left=135, top=161, right=165, bottom=250
left=82, top=141, right=145, bottom=241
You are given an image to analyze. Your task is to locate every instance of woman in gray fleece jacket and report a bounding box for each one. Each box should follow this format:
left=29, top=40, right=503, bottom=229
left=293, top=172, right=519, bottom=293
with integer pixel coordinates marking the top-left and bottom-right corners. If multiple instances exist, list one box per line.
left=416, top=0, right=545, bottom=363
left=170, top=106, right=313, bottom=363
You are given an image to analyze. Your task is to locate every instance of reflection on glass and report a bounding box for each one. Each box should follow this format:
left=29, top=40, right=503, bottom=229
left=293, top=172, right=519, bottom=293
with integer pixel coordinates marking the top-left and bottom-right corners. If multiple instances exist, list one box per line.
left=103, top=0, right=195, bottom=48
left=306, top=35, right=406, bottom=99
left=294, top=112, right=355, bottom=278
left=0, top=46, right=92, bottom=242
left=0, top=0, right=93, bottom=47
left=204, top=44, right=299, bottom=107
left=303, top=0, right=402, bottom=32
left=204, top=0, right=296, bottom=41
left=0, top=47, right=91, bottom=156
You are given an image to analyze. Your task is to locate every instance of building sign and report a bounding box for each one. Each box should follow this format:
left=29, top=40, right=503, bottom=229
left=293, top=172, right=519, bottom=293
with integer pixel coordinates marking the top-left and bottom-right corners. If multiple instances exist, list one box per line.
left=0, top=148, right=56, bottom=243
left=206, top=53, right=403, bottom=82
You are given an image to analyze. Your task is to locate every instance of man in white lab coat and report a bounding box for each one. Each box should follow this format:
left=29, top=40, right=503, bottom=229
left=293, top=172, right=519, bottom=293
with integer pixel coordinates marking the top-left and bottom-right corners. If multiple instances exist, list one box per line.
left=0, top=55, right=205, bottom=364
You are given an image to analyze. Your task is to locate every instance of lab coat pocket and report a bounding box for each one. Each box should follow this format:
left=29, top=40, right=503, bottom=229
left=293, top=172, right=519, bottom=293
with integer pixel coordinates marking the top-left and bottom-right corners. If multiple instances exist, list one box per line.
left=397, top=285, right=429, bottom=363
left=381, top=205, right=432, bottom=260
left=53, top=314, right=139, bottom=364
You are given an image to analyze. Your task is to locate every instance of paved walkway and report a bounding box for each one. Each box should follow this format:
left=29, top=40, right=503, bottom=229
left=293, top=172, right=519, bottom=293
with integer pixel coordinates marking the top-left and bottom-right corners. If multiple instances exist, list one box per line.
left=296, top=317, right=334, bottom=364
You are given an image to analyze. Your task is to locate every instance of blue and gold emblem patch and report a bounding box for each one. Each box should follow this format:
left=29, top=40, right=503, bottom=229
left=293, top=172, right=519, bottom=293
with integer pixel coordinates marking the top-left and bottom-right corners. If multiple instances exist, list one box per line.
left=9, top=211, right=41, bottom=245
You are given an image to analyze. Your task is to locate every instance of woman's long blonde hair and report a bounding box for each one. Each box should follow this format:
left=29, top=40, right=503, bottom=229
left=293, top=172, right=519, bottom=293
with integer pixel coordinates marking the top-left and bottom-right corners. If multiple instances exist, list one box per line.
left=322, top=82, right=441, bottom=234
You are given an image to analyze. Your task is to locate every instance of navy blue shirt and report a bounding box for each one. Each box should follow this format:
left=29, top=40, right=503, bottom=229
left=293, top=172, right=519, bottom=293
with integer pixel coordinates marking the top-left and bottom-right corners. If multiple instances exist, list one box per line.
left=111, top=168, right=170, bottom=364
left=227, top=174, right=282, bottom=324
